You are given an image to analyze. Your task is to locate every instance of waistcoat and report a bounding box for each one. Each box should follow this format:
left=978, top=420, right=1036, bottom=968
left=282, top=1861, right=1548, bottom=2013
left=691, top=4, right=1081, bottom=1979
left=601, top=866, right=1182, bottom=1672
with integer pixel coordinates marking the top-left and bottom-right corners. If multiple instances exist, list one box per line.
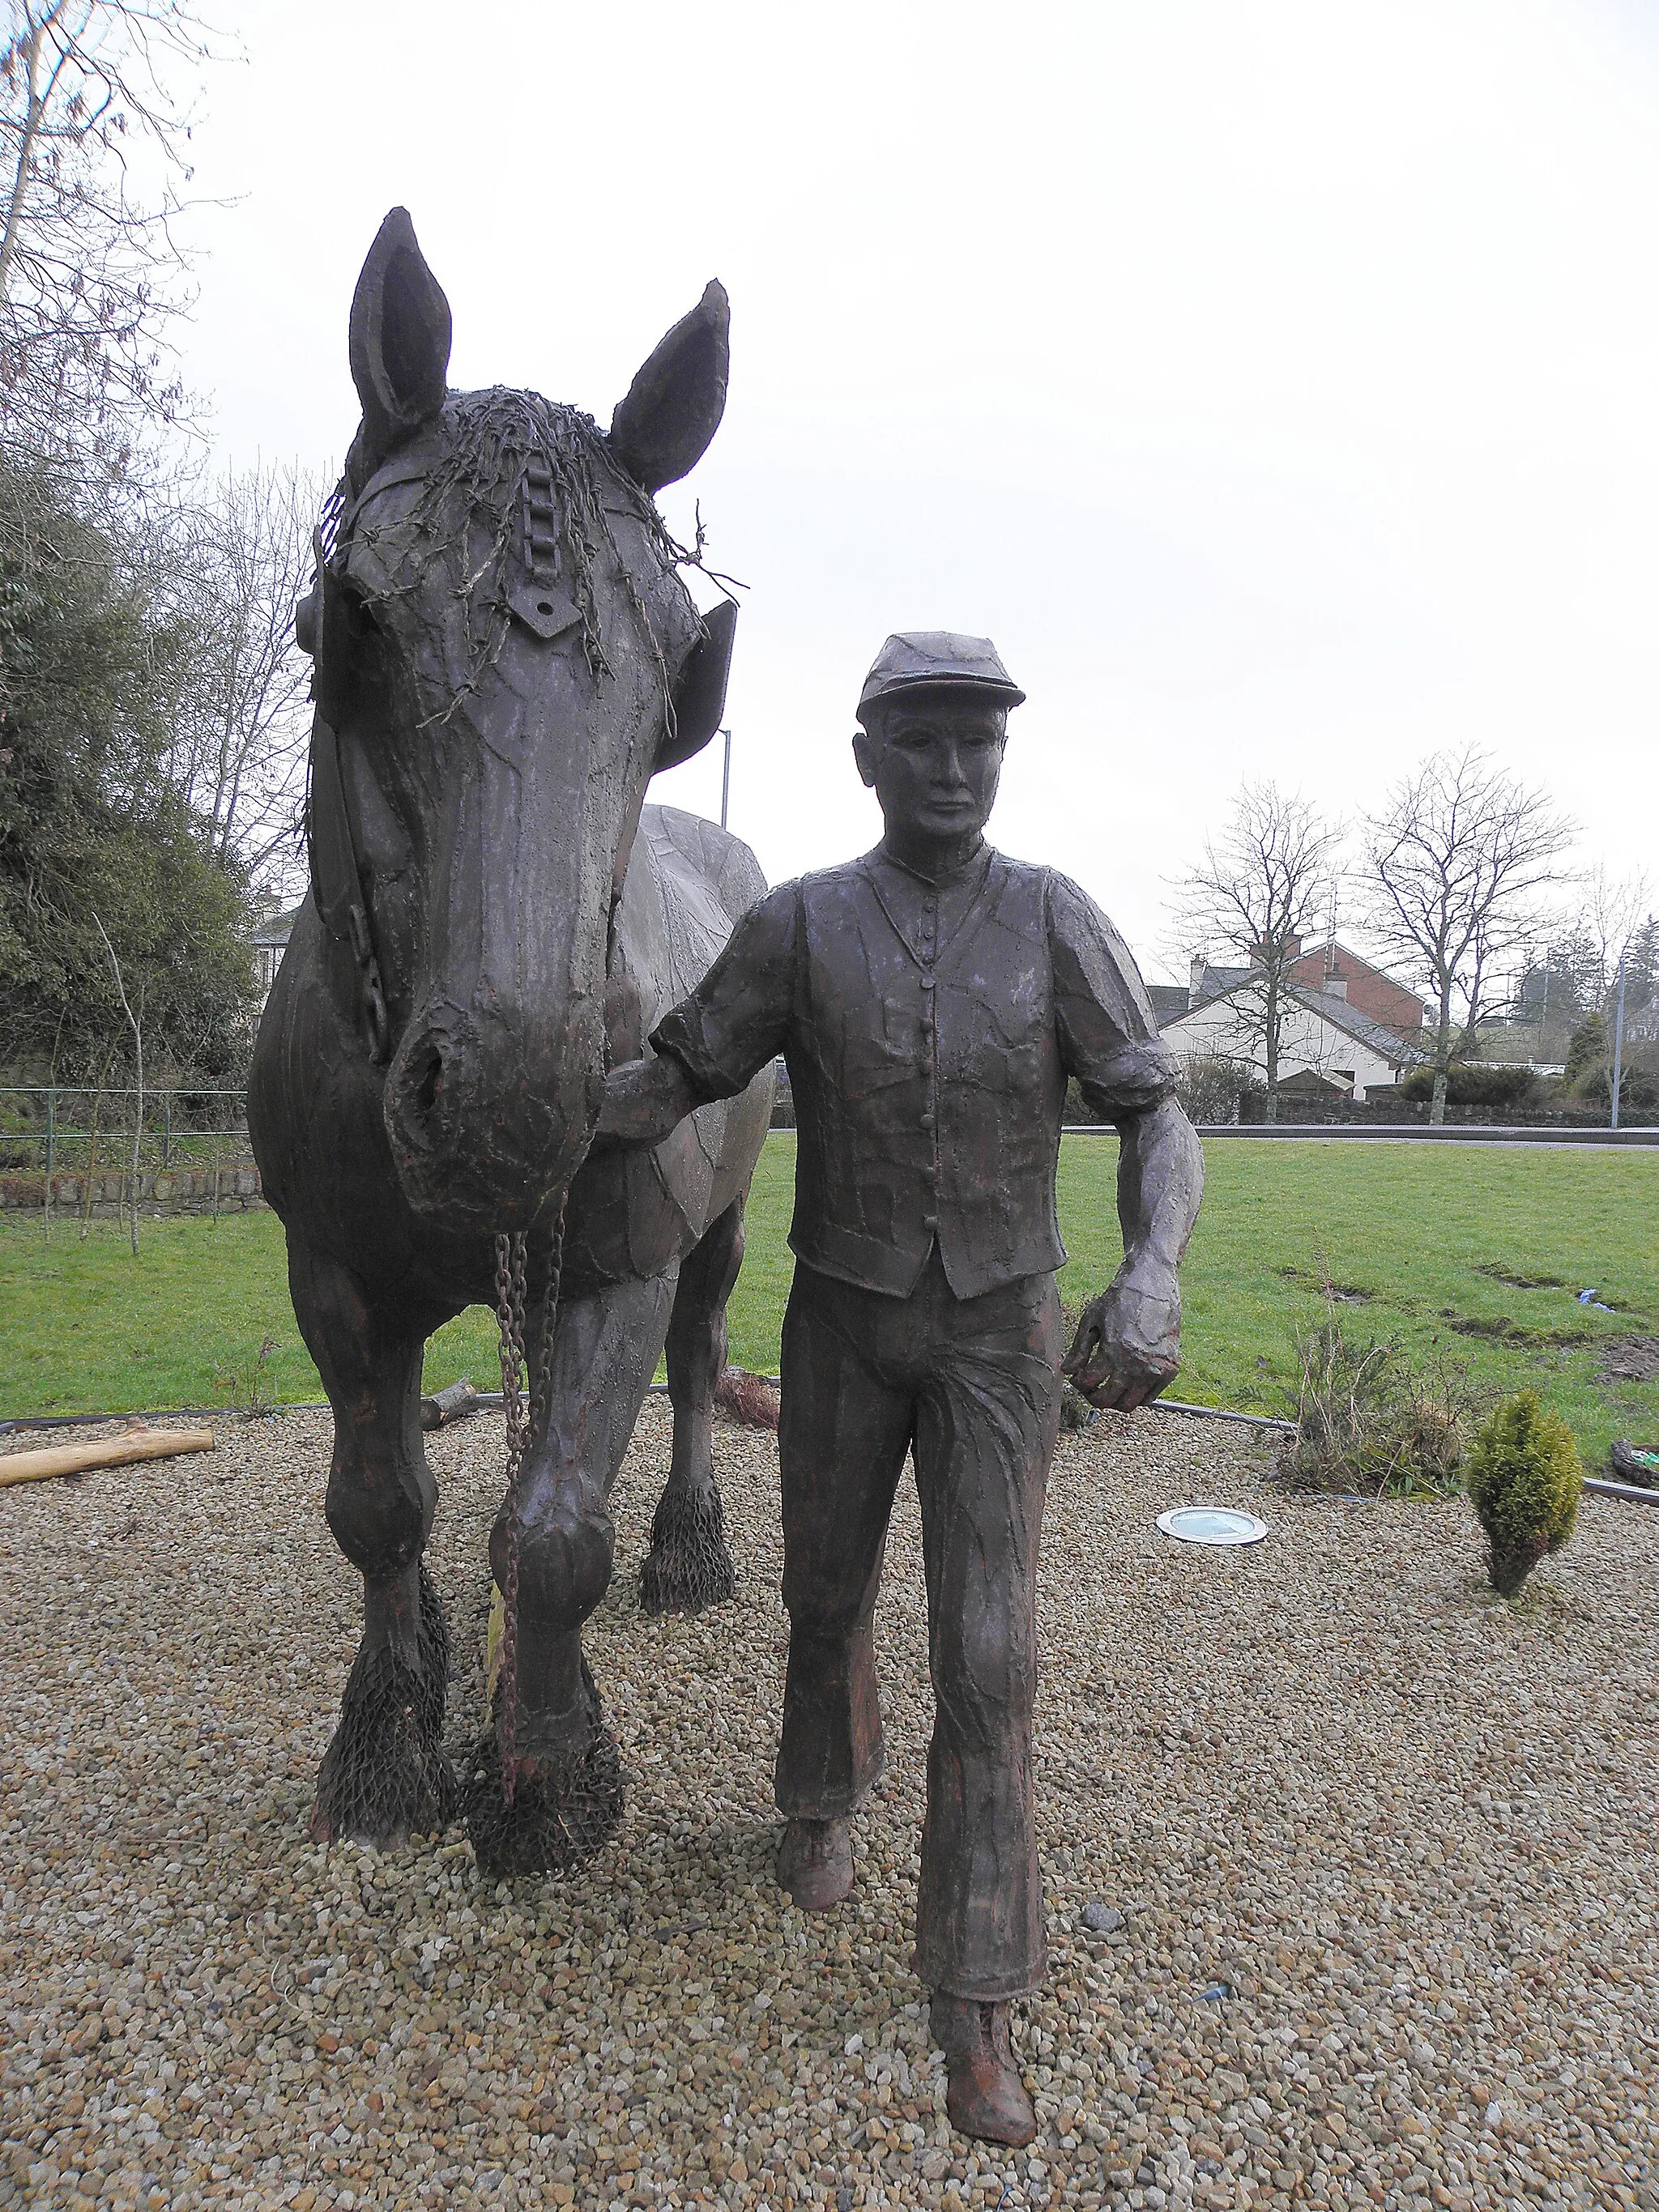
left=787, top=853, right=1068, bottom=1298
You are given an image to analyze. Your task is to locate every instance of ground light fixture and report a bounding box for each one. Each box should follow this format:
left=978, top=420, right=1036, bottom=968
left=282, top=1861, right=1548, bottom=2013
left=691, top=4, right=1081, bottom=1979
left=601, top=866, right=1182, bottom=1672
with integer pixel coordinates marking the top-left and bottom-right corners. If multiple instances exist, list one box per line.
left=1155, top=1507, right=1269, bottom=1546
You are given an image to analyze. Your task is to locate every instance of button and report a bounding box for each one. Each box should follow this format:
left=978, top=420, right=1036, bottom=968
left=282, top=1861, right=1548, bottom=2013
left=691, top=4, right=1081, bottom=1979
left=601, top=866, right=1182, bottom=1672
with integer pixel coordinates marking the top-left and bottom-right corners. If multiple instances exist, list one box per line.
left=922, top=1213, right=939, bottom=1230
left=919, top=1110, right=936, bottom=1131
left=920, top=974, right=936, bottom=991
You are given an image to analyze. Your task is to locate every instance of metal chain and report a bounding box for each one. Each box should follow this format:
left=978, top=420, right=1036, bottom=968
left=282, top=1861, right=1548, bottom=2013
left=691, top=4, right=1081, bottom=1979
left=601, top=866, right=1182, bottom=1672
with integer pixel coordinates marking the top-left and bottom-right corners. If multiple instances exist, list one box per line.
left=492, top=1199, right=566, bottom=1806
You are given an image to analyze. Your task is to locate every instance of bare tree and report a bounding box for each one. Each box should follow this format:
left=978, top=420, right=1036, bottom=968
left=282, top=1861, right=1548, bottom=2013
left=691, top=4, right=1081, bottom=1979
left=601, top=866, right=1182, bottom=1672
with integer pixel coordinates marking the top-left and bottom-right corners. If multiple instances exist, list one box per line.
left=151, top=458, right=322, bottom=891
left=1363, top=748, right=1574, bottom=1124
left=1575, top=863, right=1651, bottom=1011
left=1169, top=782, right=1344, bottom=1123
left=91, top=904, right=140, bottom=1251
left=0, top=0, right=231, bottom=481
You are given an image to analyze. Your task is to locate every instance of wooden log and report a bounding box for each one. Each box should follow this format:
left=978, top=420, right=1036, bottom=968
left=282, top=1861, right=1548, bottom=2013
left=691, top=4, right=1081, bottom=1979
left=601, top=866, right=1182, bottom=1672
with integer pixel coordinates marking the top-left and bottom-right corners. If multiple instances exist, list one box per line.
left=0, top=1428, right=215, bottom=1488
left=420, top=1379, right=481, bottom=1430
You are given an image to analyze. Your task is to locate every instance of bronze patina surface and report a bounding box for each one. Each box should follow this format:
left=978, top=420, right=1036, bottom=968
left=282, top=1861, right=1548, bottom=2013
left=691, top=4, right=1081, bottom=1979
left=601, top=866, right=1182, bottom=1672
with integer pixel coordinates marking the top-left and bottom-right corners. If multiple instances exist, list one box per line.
left=249, top=209, right=772, bottom=1876
left=601, top=634, right=1204, bottom=2139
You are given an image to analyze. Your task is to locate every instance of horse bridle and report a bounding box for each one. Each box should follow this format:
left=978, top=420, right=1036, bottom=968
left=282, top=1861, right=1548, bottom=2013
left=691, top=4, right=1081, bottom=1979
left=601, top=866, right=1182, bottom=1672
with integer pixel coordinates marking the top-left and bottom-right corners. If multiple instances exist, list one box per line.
left=299, top=467, right=411, bottom=1067
left=301, top=452, right=737, bottom=1073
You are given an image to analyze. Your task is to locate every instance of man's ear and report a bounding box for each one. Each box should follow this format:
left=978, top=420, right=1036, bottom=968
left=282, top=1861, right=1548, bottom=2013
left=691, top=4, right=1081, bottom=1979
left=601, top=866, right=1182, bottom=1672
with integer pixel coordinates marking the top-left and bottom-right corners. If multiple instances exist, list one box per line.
left=347, top=207, right=453, bottom=490
left=609, top=280, right=729, bottom=494
left=852, top=727, right=880, bottom=789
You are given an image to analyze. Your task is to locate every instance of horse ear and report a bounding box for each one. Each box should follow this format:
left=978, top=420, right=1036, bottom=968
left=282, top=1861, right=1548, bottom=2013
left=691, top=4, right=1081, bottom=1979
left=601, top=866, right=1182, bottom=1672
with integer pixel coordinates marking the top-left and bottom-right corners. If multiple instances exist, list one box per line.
left=347, top=207, right=452, bottom=488
left=608, top=280, right=729, bottom=494
left=656, top=599, right=737, bottom=774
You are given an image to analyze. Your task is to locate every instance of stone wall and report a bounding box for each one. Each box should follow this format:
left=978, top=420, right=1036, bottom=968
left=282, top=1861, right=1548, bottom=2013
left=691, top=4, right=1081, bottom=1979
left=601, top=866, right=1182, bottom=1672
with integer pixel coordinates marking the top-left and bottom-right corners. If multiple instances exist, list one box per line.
left=0, top=1165, right=266, bottom=1216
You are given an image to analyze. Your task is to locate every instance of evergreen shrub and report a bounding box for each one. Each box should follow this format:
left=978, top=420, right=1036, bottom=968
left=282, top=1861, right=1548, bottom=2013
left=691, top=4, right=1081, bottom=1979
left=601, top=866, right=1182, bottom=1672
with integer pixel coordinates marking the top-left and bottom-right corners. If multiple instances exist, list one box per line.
left=1465, top=1391, right=1582, bottom=1597
left=1400, top=1063, right=1536, bottom=1109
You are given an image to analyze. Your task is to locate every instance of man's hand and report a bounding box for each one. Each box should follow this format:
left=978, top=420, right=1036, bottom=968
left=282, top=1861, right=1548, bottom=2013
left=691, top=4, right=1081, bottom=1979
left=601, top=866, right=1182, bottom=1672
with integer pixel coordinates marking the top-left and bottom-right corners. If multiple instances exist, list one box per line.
left=1062, top=1275, right=1182, bottom=1411
left=595, top=1054, right=701, bottom=1148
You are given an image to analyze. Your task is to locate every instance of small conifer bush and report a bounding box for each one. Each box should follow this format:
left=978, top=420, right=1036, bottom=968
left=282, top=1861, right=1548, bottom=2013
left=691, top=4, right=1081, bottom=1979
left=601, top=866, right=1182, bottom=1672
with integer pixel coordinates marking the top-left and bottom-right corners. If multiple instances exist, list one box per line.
left=1465, top=1391, right=1583, bottom=1597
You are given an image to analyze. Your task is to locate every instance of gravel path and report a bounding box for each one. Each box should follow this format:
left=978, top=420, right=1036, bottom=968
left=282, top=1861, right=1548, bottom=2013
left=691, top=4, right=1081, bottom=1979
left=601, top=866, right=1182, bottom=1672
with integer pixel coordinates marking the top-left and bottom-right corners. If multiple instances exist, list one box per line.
left=2, top=1400, right=1655, bottom=2212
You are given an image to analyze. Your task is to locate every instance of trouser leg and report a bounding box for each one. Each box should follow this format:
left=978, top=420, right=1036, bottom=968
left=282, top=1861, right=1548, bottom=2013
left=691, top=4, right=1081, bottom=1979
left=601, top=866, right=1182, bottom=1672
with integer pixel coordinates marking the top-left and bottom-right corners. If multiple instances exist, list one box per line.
left=774, top=1271, right=915, bottom=1819
left=911, top=1274, right=1064, bottom=2000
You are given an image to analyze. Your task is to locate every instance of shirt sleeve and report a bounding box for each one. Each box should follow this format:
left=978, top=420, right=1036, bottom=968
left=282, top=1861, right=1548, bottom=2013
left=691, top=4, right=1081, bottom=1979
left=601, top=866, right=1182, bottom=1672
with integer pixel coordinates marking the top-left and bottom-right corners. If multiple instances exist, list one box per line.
left=649, top=879, right=800, bottom=1102
left=1046, top=870, right=1179, bottom=1118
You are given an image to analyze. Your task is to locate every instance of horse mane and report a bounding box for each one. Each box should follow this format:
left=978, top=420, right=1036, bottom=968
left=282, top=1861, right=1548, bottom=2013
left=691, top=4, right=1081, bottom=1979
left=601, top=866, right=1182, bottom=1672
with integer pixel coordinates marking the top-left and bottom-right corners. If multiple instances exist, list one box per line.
left=321, top=388, right=698, bottom=720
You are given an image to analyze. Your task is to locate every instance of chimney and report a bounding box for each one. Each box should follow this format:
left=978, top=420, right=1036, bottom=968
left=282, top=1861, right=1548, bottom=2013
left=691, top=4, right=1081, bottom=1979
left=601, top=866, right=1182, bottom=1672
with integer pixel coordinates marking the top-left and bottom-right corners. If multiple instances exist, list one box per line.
left=1190, top=954, right=1207, bottom=999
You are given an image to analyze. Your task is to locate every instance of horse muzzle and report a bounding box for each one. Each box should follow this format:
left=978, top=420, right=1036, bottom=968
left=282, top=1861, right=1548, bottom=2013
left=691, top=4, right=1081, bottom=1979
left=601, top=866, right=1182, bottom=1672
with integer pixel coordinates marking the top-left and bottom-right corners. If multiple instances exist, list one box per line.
left=382, top=1002, right=603, bottom=1234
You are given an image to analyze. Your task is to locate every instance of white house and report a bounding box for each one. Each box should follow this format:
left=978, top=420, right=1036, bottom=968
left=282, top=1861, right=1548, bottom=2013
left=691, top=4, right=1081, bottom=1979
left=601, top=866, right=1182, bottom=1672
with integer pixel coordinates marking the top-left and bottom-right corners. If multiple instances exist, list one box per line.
left=1154, top=965, right=1424, bottom=1102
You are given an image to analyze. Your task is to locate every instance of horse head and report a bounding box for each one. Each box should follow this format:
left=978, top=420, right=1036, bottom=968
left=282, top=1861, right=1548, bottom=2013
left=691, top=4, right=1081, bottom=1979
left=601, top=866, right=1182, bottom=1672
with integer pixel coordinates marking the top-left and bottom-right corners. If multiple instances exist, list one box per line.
left=298, top=208, right=736, bottom=1237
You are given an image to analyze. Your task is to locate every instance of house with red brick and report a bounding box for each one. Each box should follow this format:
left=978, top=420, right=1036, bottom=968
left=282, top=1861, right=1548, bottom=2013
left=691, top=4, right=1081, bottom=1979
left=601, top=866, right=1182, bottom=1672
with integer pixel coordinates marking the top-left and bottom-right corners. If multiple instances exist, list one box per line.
left=1145, top=938, right=1428, bottom=1103
left=1284, top=939, right=1425, bottom=1041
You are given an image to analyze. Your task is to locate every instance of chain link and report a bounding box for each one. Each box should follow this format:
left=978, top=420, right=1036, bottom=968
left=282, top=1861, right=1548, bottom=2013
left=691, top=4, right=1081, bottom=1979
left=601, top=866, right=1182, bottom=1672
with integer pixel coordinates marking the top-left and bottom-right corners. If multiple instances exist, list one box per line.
left=492, top=1200, right=566, bottom=1805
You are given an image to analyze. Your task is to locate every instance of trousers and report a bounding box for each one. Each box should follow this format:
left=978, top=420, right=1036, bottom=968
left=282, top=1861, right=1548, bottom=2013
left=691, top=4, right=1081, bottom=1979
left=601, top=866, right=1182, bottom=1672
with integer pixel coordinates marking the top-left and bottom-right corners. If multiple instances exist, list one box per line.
left=774, top=1246, right=1063, bottom=2000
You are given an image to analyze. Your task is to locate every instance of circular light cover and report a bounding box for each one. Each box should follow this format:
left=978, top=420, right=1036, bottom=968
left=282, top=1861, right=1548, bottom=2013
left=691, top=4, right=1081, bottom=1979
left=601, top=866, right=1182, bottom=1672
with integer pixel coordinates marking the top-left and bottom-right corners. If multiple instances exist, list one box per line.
left=1156, top=1506, right=1269, bottom=1547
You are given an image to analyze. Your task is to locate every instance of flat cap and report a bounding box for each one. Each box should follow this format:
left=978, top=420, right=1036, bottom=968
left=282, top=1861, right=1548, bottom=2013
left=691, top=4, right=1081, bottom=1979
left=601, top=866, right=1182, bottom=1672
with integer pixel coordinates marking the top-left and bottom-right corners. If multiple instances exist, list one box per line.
left=857, top=631, right=1026, bottom=721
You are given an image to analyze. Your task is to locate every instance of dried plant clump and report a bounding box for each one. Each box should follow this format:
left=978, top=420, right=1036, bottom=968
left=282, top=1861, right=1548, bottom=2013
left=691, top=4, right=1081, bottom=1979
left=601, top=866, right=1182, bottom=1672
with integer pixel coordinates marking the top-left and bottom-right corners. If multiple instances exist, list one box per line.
left=714, top=1365, right=780, bottom=1431
left=1279, top=1267, right=1476, bottom=1498
left=1465, top=1392, right=1583, bottom=1598
left=212, top=1334, right=280, bottom=1418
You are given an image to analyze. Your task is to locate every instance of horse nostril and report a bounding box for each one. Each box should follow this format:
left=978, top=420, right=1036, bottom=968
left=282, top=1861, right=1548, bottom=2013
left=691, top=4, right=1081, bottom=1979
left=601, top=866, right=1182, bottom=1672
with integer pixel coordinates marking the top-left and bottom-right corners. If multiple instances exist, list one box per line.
left=407, top=1042, right=445, bottom=1141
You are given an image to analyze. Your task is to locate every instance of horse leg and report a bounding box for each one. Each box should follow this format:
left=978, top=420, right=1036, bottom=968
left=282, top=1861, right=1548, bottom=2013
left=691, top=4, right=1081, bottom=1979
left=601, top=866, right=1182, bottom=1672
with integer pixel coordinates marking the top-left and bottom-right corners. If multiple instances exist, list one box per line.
left=288, top=1234, right=454, bottom=1848
left=465, top=1266, right=678, bottom=1878
left=640, top=1192, right=748, bottom=1616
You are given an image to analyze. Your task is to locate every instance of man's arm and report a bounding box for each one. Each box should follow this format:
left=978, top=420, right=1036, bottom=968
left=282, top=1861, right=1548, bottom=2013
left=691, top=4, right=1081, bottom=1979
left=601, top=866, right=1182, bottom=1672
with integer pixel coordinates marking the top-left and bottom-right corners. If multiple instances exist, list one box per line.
left=1045, top=870, right=1205, bottom=1409
left=1062, top=1095, right=1204, bottom=1410
left=596, top=1051, right=704, bottom=1147
left=595, top=880, right=798, bottom=1150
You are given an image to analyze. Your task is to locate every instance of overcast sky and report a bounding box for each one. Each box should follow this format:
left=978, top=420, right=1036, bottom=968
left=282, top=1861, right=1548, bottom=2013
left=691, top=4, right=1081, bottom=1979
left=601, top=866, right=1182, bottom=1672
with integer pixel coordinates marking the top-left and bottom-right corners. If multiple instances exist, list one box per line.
left=177, top=0, right=1659, bottom=984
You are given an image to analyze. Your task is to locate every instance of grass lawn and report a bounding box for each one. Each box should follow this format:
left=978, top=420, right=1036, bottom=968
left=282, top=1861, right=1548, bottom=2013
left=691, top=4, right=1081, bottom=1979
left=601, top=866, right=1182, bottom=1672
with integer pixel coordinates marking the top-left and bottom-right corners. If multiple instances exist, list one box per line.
left=2, top=1135, right=1655, bottom=1468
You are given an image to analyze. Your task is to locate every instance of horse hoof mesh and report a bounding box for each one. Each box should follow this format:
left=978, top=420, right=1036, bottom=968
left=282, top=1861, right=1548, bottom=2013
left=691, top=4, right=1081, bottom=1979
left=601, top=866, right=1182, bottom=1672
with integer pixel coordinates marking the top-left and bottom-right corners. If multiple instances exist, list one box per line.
left=311, top=1566, right=457, bottom=1845
left=639, top=1481, right=736, bottom=1616
left=463, top=1661, right=625, bottom=1877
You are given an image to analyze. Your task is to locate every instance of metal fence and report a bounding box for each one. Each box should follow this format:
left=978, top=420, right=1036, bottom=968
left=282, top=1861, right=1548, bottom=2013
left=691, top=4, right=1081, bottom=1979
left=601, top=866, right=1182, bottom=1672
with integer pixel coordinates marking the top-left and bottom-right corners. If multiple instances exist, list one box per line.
left=0, top=1088, right=260, bottom=1216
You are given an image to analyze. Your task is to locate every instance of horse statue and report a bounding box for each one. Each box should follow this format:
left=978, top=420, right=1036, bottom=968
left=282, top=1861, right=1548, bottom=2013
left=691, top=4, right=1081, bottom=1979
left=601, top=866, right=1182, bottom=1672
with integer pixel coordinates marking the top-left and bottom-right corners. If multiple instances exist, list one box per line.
left=248, top=208, right=774, bottom=1877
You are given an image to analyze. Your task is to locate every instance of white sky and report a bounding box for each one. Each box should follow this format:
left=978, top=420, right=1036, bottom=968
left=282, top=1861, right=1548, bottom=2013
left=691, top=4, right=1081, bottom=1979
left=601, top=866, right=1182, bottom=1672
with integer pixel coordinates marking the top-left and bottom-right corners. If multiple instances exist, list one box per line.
left=177, top=0, right=1659, bottom=984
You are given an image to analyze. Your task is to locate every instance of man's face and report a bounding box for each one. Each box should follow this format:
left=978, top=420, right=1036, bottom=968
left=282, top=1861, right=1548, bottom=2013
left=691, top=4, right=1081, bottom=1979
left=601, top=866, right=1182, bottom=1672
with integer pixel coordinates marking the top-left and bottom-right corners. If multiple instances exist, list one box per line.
left=853, top=689, right=1008, bottom=846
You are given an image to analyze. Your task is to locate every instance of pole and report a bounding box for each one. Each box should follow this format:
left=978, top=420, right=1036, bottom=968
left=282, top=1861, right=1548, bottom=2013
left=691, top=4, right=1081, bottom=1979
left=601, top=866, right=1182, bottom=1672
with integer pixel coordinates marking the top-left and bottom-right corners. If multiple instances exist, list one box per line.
left=719, top=727, right=731, bottom=831
left=1610, top=955, right=1627, bottom=1132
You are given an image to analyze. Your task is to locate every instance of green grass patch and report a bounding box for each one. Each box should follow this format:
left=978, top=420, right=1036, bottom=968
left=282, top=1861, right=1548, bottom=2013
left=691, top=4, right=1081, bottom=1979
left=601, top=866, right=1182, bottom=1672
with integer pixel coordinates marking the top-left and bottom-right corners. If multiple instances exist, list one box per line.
left=2, top=1136, right=1654, bottom=1468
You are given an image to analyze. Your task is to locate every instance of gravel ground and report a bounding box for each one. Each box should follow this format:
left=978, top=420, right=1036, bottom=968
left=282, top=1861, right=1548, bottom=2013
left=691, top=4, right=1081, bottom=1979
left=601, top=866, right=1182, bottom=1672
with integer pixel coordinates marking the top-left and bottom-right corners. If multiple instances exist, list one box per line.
left=2, top=1399, right=1655, bottom=2212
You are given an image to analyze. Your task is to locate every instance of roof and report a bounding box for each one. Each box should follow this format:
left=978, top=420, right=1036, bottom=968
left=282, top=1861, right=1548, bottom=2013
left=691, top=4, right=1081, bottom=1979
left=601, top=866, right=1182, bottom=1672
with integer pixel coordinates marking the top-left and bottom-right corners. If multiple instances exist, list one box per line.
left=1147, top=984, right=1191, bottom=1025
left=251, top=906, right=302, bottom=948
left=1171, top=974, right=1426, bottom=1066
left=1194, top=961, right=1255, bottom=999
left=1294, top=987, right=1427, bottom=1065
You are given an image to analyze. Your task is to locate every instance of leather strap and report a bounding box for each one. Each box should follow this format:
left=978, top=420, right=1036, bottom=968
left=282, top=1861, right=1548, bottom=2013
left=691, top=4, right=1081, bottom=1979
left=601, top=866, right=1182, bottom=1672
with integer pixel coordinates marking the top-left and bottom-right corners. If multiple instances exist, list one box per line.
left=307, top=708, right=390, bottom=1063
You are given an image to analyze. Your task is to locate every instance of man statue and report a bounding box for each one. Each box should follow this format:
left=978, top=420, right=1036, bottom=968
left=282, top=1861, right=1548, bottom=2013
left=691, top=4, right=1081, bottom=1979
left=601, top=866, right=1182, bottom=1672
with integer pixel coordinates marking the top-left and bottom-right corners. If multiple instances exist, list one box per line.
left=599, top=633, right=1204, bottom=2143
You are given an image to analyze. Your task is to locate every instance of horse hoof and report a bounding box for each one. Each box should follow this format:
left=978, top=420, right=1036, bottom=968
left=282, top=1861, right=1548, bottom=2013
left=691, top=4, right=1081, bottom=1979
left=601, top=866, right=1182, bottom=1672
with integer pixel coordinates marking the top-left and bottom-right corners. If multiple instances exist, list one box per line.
left=639, top=1481, right=736, bottom=1616
left=311, top=1566, right=455, bottom=1848
left=312, top=1655, right=457, bottom=1848
left=463, top=1720, right=625, bottom=1878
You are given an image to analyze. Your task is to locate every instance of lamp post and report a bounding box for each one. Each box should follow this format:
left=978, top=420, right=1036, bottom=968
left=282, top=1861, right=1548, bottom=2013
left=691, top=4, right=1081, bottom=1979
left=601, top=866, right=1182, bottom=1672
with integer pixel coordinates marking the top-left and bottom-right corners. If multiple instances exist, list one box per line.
left=719, top=727, right=731, bottom=831
left=1610, top=953, right=1627, bottom=1132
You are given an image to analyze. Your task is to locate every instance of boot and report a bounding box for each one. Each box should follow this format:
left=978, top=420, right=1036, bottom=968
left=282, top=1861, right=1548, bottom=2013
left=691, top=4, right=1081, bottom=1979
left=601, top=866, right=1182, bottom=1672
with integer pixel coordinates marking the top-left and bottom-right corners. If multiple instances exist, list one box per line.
left=930, top=1993, right=1037, bottom=2146
left=774, top=1815, right=852, bottom=1912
